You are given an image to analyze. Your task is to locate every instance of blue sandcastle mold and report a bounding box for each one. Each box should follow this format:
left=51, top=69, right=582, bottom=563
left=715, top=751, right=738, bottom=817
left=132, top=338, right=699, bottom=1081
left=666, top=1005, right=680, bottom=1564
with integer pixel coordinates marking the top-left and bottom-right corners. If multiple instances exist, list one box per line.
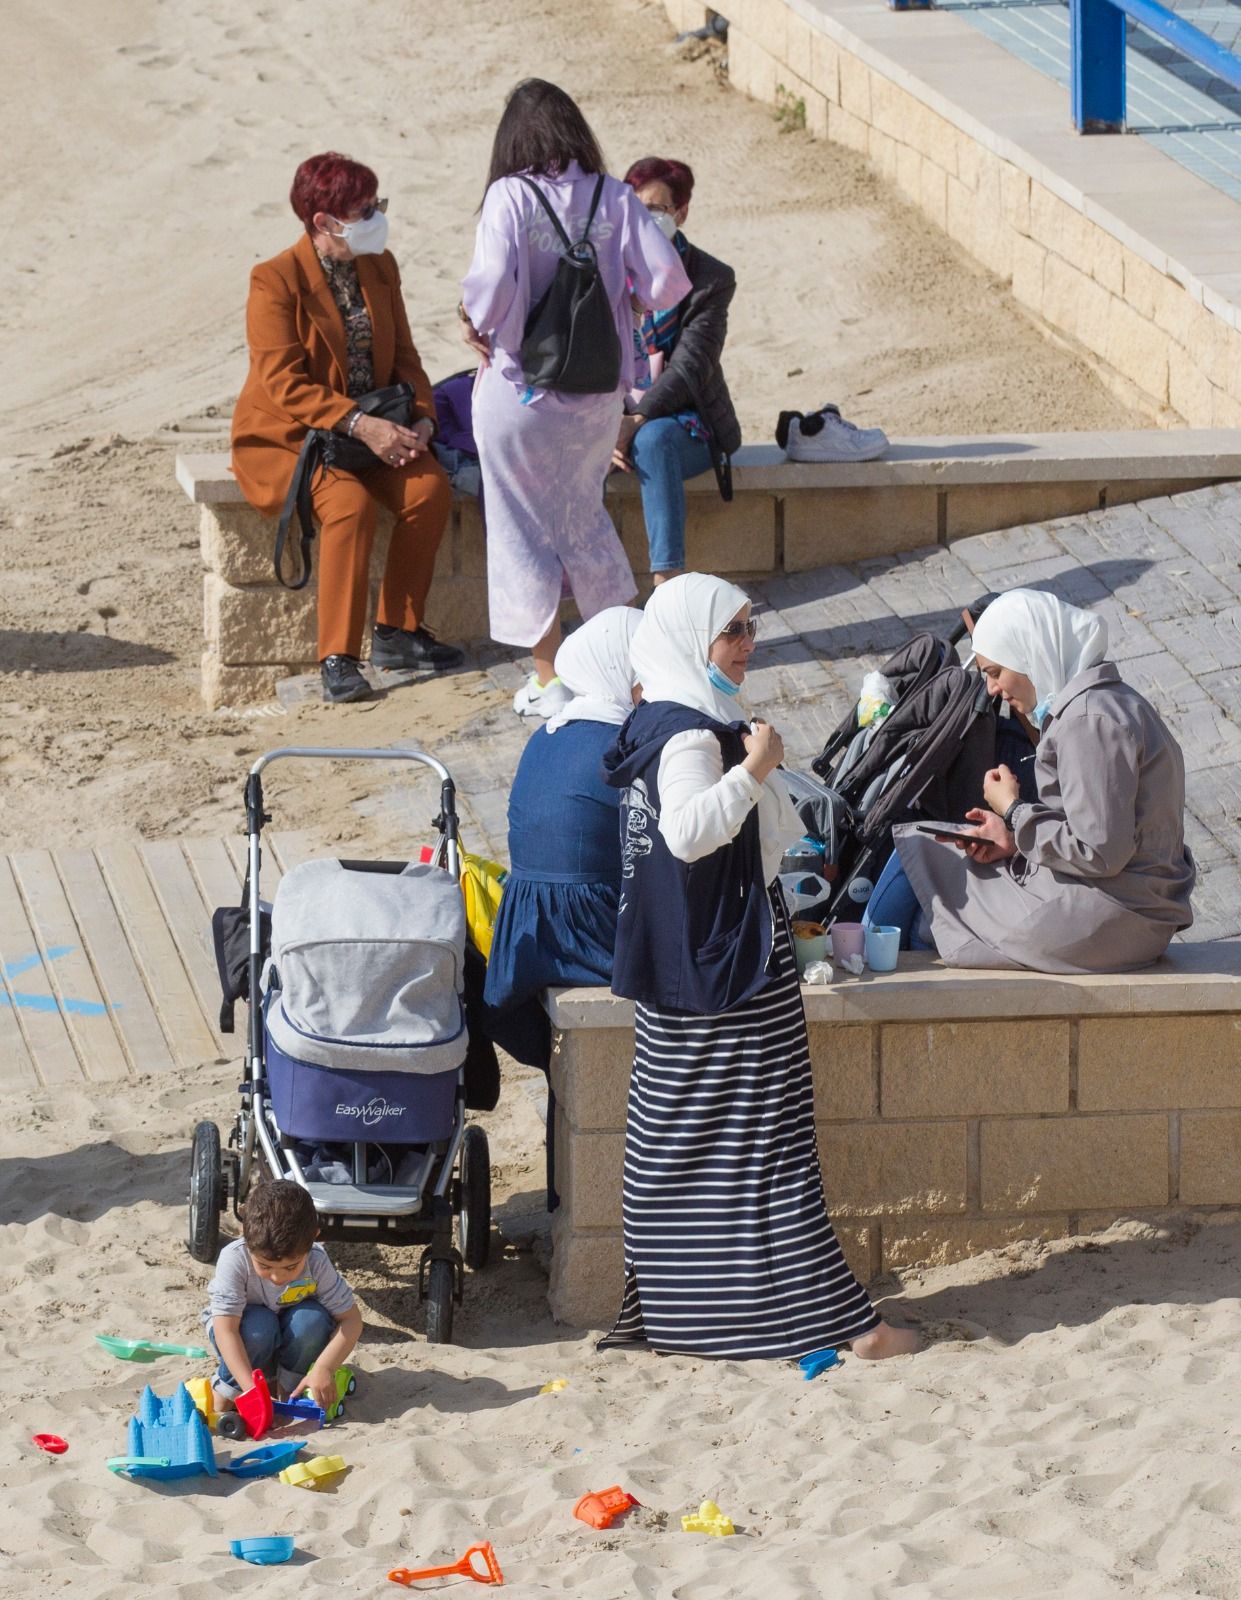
left=125, top=1383, right=217, bottom=1480
left=221, top=1440, right=305, bottom=1478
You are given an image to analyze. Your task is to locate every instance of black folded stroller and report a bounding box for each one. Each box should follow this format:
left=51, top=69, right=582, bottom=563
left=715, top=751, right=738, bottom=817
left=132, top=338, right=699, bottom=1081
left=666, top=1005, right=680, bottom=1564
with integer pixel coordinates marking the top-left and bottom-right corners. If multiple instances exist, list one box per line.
left=188, top=747, right=493, bottom=1344
left=796, top=595, right=1034, bottom=923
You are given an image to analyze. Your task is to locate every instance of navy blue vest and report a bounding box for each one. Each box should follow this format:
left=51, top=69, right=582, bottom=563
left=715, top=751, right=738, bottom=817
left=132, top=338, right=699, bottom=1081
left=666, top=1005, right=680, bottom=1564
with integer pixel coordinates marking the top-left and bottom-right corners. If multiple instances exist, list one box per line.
left=603, top=701, right=773, bottom=1015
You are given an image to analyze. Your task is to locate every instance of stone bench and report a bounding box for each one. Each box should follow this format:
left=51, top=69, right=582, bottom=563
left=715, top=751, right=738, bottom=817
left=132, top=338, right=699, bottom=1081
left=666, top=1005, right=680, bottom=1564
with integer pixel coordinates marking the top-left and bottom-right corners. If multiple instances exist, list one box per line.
left=544, top=942, right=1241, bottom=1327
left=177, top=430, right=1241, bottom=706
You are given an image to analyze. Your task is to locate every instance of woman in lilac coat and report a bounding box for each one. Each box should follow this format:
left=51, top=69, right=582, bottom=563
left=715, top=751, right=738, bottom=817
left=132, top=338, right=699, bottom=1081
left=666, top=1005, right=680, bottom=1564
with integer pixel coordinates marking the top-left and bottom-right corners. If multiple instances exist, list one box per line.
left=461, top=79, right=690, bottom=719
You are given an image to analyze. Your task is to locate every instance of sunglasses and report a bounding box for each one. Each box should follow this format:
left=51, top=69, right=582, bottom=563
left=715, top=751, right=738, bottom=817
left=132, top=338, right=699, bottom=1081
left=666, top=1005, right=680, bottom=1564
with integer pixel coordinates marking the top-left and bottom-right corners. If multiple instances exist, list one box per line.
left=716, top=619, right=758, bottom=642
left=360, top=196, right=388, bottom=220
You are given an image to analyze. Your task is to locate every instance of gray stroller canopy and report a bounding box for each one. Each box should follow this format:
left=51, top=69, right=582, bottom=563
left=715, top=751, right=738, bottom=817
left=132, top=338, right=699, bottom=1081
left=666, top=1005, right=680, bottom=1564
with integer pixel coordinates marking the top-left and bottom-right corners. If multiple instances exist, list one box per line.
left=267, top=860, right=467, bottom=1076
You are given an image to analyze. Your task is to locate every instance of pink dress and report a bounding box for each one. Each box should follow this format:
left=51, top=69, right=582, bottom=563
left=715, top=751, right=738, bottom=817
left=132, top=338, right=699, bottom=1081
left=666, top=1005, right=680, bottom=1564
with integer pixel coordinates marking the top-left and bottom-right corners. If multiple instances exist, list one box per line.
left=462, top=164, right=691, bottom=647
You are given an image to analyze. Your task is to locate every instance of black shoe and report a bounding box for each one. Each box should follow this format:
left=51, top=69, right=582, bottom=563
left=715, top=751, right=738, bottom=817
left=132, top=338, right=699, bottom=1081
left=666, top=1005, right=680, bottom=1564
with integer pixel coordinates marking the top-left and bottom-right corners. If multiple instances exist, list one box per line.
left=371, top=624, right=465, bottom=672
left=320, top=654, right=375, bottom=703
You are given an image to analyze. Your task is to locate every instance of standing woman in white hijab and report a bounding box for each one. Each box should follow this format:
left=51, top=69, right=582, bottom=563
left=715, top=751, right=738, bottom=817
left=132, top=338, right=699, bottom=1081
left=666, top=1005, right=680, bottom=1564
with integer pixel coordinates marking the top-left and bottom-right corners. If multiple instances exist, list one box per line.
left=600, top=574, right=918, bottom=1362
left=889, top=587, right=1196, bottom=971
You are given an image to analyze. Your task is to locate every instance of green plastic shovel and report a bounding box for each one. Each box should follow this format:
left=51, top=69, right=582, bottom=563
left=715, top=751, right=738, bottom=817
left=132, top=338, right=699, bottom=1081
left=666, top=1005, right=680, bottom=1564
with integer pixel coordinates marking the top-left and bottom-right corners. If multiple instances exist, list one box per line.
left=95, top=1335, right=209, bottom=1362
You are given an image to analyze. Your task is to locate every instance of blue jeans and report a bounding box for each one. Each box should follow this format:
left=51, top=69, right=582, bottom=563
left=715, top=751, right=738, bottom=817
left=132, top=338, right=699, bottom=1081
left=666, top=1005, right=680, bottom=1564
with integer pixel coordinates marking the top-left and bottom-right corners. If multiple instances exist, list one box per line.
left=863, top=852, right=933, bottom=951
left=211, top=1299, right=335, bottom=1397
left=630, top=417, right=714, bottom=573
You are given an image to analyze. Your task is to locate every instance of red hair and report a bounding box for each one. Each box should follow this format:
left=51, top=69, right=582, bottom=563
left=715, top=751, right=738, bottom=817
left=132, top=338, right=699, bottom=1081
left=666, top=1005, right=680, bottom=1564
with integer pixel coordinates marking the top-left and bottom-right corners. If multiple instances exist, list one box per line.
left=289, top=152, right=379, bottom=233
left=623, top=156, right=695, bottom=211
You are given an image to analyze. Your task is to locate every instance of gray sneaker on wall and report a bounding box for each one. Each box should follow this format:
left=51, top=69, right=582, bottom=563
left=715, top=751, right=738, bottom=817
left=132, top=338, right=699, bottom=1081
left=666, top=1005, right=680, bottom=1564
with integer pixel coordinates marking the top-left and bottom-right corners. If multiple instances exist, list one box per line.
left=777, top=404, right=889, bottom=463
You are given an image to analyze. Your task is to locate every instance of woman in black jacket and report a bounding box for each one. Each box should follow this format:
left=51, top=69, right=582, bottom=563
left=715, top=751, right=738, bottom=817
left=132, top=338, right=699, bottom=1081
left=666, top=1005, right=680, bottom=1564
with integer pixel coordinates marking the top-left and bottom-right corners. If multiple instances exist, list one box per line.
left=614, top=157, right=740, bottom=585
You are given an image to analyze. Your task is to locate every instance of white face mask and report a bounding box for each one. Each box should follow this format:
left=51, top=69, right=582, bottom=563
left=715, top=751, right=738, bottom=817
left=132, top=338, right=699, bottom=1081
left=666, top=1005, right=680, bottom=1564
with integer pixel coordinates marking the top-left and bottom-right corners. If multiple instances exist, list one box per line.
left=330, top=210, right=389, bottom=256
left=650, top=210, right=679, bottom=241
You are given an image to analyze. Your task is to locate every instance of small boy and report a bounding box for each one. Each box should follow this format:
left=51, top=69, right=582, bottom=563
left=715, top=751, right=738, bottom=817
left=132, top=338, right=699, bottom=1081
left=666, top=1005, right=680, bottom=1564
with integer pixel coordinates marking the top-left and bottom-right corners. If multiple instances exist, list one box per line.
left=203, top=1180, right=362, bottom=1412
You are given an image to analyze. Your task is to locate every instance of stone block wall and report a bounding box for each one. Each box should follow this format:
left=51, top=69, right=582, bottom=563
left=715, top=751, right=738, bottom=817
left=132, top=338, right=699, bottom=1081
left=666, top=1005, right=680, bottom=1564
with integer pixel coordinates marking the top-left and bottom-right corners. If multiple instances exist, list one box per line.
left=547, top=999, right=1241, bottom=1327
left=198, top=487, right=778, bottom=708
left=681, top=0, right=1241, bottom=428
left=186, top=446, right=1226, bottom=705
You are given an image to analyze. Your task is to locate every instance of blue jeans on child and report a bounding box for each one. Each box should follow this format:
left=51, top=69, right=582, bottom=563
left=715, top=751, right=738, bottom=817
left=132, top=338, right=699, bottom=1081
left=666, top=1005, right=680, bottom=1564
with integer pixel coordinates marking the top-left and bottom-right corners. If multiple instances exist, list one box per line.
left=211, top=1298, right=335, bottom=1397
left=629, top=417, right=715, bottom=573
left=863, top=851, right=934, bottom=951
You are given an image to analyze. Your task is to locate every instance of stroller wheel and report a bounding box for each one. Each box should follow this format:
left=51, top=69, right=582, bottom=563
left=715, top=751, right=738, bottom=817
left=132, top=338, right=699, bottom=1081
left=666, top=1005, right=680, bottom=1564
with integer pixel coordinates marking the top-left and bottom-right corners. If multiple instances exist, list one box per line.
left=457, top=1126, right=492, bottom=1272
left=188, top=1121, right=223, bottom=1263
left=425, top=1259, right=455, bottom=1345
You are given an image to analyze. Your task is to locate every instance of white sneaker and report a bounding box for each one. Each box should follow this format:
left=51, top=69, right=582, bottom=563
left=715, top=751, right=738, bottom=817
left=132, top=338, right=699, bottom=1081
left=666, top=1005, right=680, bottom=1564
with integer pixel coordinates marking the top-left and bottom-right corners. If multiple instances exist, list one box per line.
left=779, top=404, right=889, bottom=463
left=512, top=673, right=574, bottom=719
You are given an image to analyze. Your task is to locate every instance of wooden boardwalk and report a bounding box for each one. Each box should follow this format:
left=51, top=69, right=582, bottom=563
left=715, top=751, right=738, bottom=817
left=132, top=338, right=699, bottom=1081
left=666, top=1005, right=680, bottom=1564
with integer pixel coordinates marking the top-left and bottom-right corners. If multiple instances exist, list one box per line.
left=0, top=832, right=315, bottom=1092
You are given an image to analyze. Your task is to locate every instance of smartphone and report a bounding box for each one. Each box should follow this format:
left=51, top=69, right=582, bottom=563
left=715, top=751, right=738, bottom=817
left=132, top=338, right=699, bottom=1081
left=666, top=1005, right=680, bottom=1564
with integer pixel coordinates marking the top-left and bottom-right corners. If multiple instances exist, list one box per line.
left=912, top=820, right=981, bottom=840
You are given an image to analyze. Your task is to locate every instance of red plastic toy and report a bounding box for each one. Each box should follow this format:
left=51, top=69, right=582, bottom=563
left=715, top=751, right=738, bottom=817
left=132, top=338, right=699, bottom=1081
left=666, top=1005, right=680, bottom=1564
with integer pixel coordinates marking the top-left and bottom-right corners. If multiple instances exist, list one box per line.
left=32, top=1434, right=68, bottom=1455
left=388, top=1542, right=504, bottom=1587
left=572, top=1486, right=640, bottom=1529
left=234, top=1370, right=274, bottom=1441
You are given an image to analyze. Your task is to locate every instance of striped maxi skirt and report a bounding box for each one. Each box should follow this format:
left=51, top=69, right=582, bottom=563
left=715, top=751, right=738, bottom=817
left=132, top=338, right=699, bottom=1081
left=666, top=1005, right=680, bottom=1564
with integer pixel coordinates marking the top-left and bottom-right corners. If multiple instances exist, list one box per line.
left=599, top=889, right=881, bottom=1359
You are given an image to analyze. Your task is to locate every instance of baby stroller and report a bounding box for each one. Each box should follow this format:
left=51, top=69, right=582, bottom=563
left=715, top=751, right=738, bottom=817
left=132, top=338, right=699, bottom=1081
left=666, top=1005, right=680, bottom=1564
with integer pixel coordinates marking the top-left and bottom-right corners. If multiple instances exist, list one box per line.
left=188, top=747, right=490, bottom=1345
left=798, top=596, right=1034, bottom=922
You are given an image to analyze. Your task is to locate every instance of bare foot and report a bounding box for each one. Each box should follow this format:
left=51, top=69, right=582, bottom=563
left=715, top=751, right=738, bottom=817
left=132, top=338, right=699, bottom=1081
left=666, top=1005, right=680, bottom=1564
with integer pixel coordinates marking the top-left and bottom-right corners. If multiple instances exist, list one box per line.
left=850, top=1321, right=922, bottom=1360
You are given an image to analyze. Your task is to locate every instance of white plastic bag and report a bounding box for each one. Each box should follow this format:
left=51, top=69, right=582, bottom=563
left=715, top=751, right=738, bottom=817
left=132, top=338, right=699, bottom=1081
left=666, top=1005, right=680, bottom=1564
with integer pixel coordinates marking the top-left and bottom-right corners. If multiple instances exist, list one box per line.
left=779, top=871, right=833, bottom=918
left=857, top=670, right=894, bottom=729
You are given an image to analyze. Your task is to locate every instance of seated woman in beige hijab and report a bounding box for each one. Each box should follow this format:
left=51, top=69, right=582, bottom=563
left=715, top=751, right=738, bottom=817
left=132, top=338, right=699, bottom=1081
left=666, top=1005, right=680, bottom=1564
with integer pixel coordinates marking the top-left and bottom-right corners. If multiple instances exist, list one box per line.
left=886, top=587, right=1196, bottom=973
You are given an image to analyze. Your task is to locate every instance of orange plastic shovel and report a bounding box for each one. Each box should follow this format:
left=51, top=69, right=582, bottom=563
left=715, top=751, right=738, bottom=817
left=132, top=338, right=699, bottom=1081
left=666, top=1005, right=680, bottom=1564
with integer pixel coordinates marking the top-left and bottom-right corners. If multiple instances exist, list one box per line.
left=388, top=1542, right=504, bottom=1587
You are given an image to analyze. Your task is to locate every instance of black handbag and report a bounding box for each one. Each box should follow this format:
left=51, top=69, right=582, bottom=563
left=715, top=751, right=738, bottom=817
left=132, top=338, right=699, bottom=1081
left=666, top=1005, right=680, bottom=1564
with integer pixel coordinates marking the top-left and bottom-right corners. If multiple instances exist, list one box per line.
left=273, top=381, right=417, bottom=591
left=519, top=174, right=621, bottom=395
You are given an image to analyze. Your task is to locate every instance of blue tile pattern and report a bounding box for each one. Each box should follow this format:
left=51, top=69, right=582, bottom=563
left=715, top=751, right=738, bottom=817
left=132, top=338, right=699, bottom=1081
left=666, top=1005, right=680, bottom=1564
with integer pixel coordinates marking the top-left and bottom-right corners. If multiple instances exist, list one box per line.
left=937, top=0, right=1241, bottom=201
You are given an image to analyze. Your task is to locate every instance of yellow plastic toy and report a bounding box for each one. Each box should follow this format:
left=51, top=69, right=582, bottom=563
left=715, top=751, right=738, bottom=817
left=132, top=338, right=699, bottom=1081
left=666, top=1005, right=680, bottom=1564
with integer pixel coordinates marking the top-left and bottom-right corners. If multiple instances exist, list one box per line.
left=279, top=1454, right=347, bottom=1489
left=681, top=1500, right=735, bottom=1537
left=539, top=1379, right=568, bottom=1395
left=186, top=1378, right=218, bottom=1430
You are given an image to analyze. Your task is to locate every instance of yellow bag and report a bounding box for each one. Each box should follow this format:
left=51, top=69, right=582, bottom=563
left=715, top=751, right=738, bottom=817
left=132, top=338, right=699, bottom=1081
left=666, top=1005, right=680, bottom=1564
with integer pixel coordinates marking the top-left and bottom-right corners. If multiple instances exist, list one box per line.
left=460, top=850, right=508, bottom=961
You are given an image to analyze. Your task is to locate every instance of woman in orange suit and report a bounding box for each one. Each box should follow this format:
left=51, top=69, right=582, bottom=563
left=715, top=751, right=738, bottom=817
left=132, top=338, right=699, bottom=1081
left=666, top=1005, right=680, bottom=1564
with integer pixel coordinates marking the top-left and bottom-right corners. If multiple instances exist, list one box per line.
left=232, top=151, right=460, bottom=703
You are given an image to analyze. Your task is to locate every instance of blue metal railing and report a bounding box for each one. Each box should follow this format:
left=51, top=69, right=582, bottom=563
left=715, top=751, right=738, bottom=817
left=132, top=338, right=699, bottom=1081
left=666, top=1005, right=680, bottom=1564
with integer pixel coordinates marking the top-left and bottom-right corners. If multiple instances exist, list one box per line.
left=1071, top=0, right=1241, bottom=130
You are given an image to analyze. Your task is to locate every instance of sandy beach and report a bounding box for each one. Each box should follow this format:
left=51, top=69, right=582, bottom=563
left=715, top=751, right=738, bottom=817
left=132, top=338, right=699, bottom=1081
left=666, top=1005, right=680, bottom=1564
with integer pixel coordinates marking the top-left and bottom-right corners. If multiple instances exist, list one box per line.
left=8, top=1059, right=1241, bottom=1598
left=8, top=0, right=1241, bottom=1596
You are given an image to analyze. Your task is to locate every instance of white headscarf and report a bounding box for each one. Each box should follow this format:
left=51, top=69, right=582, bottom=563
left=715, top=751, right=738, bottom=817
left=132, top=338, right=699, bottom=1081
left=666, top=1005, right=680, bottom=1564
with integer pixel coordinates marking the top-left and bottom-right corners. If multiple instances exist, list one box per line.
left=545, top=607, right=643, bottom=733
left=630, top=572, right=752, bottom=722
left=970, top=588, right=1109, bottom=711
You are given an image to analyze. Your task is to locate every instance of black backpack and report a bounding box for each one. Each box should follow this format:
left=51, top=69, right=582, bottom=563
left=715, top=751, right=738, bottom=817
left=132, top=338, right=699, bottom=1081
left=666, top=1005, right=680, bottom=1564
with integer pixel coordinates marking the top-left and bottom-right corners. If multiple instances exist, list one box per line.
left=519, top=174, right=620, bottom=395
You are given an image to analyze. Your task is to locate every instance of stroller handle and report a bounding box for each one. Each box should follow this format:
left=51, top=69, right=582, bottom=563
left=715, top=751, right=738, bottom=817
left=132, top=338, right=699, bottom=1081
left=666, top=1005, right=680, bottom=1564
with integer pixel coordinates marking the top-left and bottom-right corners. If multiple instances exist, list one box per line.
left=245, top=744, right=460, bottom=868
left=249, top=746, right=453, bottom=785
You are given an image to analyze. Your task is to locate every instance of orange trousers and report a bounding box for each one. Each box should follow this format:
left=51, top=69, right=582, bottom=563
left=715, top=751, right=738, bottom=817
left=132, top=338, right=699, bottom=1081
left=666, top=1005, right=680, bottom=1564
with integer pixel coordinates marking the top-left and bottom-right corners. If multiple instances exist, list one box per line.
left=310, top=454, right=452, bottom=661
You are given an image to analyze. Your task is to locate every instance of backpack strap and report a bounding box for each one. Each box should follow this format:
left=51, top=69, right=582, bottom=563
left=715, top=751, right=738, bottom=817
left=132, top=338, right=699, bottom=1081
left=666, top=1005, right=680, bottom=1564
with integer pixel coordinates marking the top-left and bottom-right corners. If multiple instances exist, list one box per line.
left=519, top=177, right=574, bottom=253
left=581, top=173, right=605, bottom=242
left=519, top=172, right=607, bottom=249
left=273, top=432, right=319, bottom=590
left=711, top=444, right=734, bottom=504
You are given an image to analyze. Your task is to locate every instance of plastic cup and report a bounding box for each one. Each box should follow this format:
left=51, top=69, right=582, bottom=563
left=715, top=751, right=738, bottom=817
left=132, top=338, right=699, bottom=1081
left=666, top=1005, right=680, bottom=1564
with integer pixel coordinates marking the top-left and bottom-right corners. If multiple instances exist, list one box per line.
left=865, top=924, right=901, bottom=973
left=830, top=923, right=865, bottom=962
left=791, top=921, right=829, bottom=974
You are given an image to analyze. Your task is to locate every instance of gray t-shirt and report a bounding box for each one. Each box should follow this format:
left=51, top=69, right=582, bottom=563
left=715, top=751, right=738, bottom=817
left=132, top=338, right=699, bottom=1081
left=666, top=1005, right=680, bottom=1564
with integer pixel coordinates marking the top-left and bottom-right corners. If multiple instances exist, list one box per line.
left=202, top=1239, right=355, bottom=1328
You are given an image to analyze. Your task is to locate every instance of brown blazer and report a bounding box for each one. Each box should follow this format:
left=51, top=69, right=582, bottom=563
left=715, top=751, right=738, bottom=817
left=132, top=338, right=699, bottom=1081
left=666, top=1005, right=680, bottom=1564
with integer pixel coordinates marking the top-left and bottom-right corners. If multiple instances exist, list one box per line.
left=231, top=231, right=437, bottom=516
